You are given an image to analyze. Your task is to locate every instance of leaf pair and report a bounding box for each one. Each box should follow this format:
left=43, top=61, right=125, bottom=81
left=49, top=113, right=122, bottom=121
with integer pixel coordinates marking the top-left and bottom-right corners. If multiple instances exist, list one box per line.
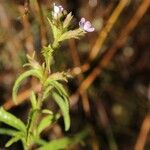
left=0, top=107, right=26, bottom=147
left=44, top=78, right=70, bottom=131
left=52, top=92, right=70, bottom=131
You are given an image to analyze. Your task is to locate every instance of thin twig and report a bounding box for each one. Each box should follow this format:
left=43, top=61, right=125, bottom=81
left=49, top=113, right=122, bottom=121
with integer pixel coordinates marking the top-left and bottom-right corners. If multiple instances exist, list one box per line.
left=96, top=100, right=118, bottom=150
left=18, top=5, right=34, bottom=55
left=88, top=0, right=128, bottom=62
left=37, top=0, right=47, bottom=46
left=69, top=39, right=91, bottom=115
left=135, top=114, right=150, bottom=150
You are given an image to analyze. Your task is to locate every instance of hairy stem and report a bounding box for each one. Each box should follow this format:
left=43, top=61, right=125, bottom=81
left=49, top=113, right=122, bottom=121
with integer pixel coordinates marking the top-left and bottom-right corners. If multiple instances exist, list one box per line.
left=25, top=87, right=43, bottom=149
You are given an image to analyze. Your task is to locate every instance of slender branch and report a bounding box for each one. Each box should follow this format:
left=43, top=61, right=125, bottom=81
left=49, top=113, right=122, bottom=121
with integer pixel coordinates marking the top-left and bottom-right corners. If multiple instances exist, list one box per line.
left=37, top=0, right=47, bottom=46
left=88, top=0, right=128, bottom=62
left=68, top=39, right=90, bottom=115
left=135, top=114, right=150, bottom=150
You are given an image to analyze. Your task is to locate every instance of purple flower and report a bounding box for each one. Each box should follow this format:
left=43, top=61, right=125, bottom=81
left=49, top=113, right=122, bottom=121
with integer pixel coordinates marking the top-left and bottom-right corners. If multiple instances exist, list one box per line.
left=79, top=18, right=95, bottom=32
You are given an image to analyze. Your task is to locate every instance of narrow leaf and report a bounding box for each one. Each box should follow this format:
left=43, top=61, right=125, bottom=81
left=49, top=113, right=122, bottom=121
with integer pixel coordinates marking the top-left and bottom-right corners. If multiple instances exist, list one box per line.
left=13, top=69, right=42, bottom=104
left=47, top=18, right=62, bottom=40
left=63, top=12, right=73, bottom=28
left=5, top=135, right=21, bottom=147
left=38, top=137, right=72, bottom=150
left=48, top=80, right=68, bottom=97
left=45, top=80, right=70, bottom=112
left=0, top=107, right=26, bottom=133
left=51, top=81, right=70, bottom=109
left=42, top=109, right=53, bottom=115
left=43, top=86, right=53, bottom=100
left=45, top=72, right=69, bottom=84
left=52, top=92, right=70, bottom=131
left=37, top=115, right=53, bottom=134
left=0, top=128, right=18, bottom=136
left=58, top=28, right=85, bottom=42
left=38, top=130, right=88, bottom=150
left=34, top=138, right=47, bottom=146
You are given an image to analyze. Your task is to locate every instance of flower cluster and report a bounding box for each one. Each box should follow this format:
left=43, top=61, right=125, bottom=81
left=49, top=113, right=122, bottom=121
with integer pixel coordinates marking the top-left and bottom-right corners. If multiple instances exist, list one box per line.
left=52, top=4, right=94, bottom=33
left=79, top=18, right=95, bottom=32
left=52, top=3, right=64, bottom=20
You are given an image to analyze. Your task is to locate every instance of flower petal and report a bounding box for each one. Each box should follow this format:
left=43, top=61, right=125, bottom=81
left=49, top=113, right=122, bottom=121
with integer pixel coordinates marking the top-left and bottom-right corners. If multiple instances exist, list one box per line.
left=53, top=3, right=64, bottom=13
left=84, top=21, right=92, bottom=31
left=79, top=18, right=94, bottom=32
left=54, top=6, right=60, bottom=13
left=81, top=18, right=86, bottom=23
left=59, top=6, right=64, bottom=12
left=79, top=18, right=86, bottom=28
left=86, top=27, right=95, bottom=32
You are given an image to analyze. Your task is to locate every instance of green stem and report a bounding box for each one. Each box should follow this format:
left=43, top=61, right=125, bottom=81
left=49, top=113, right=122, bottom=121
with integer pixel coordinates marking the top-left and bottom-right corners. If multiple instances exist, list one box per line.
left=52, top=40, right=59, bottom=49
left=23, top=33, right=60, bottom=149
left=25, top=88, right=44, bottom=149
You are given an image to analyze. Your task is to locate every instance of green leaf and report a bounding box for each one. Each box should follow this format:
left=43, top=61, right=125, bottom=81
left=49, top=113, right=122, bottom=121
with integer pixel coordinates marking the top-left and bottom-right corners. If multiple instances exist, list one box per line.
left=45, top=72, right=70, bottom=84
left=5, top=134, right=21, bottom=147
left=0, top=128, right=18, bottom=136
left=38, top=130, right=88, bottom=150
left=0, top=108, right=26, bottom=133
left=12, top=69, right=43, bottom=104
left=34, top=138, right=47, bottom=146
left=38, top=137, right=72, bottom=150
left=26, top=109, right=39, bottom=138
left=0, top=128, right=24, bottom=147
left=58, top=28, right=85, bottom=42
left=46, top=80, right=68, bottom=97
left=37, top=115, right=53, bottom=134
left=52, top=92, right=70, bottom=131
left=47, top=18, right=62, bottom=40
left=63, top=12, right=73, bottom=29
left=43, top=86, right=53, bottom=100
left=51, top=81, right=70, bottom=110
left=62, top=95, right=69, bottom=112
left=44, top=80, right=69, bottom=109
left=42, top=109, right=53, bottom=115
left=44, top=80, right=70, bottom=131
